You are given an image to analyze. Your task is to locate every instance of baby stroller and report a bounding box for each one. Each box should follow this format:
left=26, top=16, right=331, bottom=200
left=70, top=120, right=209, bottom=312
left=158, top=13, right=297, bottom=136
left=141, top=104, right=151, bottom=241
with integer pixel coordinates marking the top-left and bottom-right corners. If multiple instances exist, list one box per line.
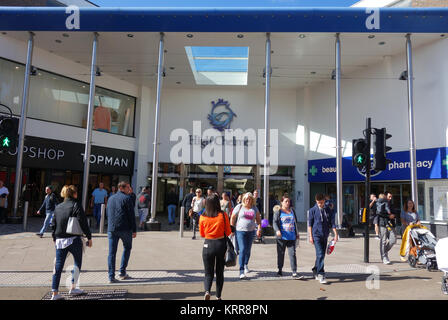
left=435, top=237, right=448, bottom=295
left=407, top=226, right=438, bottom=271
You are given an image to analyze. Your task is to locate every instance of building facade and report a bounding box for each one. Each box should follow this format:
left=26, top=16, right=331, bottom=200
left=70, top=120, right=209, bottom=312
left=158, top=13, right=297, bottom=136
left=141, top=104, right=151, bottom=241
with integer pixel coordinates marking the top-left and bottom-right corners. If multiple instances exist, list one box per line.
left=0, top=7, right=447, bottom=236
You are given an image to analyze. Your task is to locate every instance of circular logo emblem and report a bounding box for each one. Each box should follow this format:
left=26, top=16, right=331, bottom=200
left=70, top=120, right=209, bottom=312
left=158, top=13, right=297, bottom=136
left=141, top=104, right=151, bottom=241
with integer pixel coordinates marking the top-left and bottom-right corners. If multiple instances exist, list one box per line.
left=207, top=99, right=237, bottom=132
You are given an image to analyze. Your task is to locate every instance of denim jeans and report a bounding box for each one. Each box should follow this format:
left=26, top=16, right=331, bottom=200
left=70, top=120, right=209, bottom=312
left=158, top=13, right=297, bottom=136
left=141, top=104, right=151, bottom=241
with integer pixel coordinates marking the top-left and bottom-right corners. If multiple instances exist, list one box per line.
left=39, top=210, right=54, bottom=235
left=52, top=237, right=83, bottom=292
left=93, top=203, right=104, bottom=227
left=138, top=208, right=149, bottom=224
left=108, top=230, right=133, bottom=280
left=312, top=237, right=328, bottom=277
left=236, top=230, right=255, bottom=273
left=167, top=204, right=176, bottom=224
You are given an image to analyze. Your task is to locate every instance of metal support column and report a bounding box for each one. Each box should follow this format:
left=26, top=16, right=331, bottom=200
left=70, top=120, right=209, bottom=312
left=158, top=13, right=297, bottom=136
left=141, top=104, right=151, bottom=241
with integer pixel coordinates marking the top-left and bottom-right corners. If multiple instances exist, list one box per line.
left=263, top=33, right=271, bottom=221
left=81, top=32, right=99, bottom=210
left=12, top=32, right=34, bottom=221
left=405, top=34, right=418, bottom=208
left=335, top=33, right=343, bottom=229
left=149, top=33, right=165, bottom=223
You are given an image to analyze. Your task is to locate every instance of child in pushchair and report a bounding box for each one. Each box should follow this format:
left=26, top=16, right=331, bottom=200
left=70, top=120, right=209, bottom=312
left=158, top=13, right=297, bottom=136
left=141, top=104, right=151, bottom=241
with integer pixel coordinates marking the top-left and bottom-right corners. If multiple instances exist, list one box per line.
left=435, top=237, right=448, bottom=295
left=400, top=224, right=438, bottom=271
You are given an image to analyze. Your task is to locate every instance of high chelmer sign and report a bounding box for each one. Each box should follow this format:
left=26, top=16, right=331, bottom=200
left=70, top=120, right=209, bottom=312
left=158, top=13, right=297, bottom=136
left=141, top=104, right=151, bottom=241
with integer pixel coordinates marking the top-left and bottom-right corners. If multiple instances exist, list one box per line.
left=308, top=147, right=448, bottom=183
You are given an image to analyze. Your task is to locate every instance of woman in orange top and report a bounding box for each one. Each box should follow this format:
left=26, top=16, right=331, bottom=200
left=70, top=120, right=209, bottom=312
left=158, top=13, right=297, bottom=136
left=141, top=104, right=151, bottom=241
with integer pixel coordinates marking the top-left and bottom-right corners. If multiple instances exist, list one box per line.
left=199, top=193, right=232, bottom=300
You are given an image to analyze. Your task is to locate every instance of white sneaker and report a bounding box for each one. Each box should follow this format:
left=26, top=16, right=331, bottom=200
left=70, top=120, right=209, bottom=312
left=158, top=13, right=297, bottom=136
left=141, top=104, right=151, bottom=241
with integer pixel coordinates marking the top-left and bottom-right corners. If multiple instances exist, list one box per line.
left=292, top=273, right=304, bottom=280
left=317, top=274, right=328, bottom=284
left=383, top=257, right=392, bottom=265
left=239, top=273, right=246, bottom=280
left=244, top=265, right=250, bottom=275
left=118, top=273, right=131, bottom=280
left=50, top=294, right=64, bottom=300
left=69, top=288, right=84, bottom=296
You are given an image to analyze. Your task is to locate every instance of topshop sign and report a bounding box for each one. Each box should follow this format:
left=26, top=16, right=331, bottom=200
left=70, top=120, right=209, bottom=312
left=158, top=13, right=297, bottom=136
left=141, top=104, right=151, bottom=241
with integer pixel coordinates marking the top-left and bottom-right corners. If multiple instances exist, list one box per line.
left=0, top=136, right=134, bottom=175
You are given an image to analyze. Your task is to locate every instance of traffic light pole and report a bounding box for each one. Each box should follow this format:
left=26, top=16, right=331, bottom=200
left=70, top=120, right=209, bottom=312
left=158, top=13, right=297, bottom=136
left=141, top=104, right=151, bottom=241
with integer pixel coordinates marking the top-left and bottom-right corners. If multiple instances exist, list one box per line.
left=364, top=118, right=371, bottom=263
left=12, top=32, right=34, bottom=221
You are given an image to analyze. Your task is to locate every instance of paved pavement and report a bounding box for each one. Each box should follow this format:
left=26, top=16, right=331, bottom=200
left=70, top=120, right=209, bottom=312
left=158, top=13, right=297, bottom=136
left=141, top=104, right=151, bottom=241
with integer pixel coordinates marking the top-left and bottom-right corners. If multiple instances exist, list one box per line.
left=0, top=217, right=447, bottom=300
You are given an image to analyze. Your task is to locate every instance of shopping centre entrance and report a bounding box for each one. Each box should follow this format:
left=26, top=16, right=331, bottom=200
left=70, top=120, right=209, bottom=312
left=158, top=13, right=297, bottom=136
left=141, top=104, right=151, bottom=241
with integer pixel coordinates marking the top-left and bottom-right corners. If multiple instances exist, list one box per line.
left=149, top=163, right=294, bottom=216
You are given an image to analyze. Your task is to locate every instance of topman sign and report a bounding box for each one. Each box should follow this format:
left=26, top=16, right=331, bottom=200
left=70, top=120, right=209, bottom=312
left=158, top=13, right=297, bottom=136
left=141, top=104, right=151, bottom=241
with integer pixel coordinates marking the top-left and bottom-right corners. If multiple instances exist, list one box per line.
left=0, top=7, right=447, bottom=33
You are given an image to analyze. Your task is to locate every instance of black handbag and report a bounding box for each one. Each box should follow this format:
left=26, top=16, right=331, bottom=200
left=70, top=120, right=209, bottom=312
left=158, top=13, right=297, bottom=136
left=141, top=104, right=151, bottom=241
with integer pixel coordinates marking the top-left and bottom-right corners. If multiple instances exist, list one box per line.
left=222, top=213, right=237, bottom=267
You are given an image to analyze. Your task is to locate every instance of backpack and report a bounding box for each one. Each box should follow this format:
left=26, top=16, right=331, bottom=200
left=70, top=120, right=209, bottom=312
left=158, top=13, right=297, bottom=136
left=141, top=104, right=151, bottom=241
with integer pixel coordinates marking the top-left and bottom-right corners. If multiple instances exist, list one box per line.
left=138, top=193, right=149, bottom=208
left=378, top=202, right=387, bottom=214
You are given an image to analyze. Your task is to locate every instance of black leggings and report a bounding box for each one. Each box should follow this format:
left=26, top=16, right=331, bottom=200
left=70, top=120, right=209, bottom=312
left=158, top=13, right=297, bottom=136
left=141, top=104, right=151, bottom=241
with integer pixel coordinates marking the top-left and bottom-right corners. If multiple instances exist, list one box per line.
left=202, top=238, right=226, bottom=298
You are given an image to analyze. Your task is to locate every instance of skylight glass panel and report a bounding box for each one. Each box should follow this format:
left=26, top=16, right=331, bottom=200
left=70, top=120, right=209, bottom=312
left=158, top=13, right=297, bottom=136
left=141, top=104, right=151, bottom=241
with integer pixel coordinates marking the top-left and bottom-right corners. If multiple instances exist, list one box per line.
left=185, top=46, right=249, bottom=86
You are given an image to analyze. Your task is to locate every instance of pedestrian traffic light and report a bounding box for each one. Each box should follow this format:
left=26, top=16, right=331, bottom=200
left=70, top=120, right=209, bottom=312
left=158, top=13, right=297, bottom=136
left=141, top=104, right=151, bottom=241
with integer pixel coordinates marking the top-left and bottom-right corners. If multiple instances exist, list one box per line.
left=373, top=128, right=392, bottom=171
left=0, top=116, right=19, bottom=151
left=352, top=138, right=369, bottom=168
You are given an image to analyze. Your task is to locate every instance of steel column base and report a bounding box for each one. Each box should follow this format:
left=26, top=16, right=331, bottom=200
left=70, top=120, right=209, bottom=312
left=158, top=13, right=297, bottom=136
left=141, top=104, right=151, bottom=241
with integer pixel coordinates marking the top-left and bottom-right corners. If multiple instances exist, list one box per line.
left=146, top=221, right=161, bottom=231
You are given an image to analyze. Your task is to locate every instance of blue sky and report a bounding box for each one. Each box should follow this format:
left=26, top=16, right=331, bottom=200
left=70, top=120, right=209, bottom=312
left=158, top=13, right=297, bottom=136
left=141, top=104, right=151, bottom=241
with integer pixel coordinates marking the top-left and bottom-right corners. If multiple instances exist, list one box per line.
left=90, top=0, right=359, bottom=7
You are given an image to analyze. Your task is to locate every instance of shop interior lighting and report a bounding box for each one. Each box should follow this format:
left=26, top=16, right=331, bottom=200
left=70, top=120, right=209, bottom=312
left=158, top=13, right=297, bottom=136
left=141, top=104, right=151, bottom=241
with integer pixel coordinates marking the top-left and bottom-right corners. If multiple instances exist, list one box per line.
left=185, top=46, right=249, bottom=85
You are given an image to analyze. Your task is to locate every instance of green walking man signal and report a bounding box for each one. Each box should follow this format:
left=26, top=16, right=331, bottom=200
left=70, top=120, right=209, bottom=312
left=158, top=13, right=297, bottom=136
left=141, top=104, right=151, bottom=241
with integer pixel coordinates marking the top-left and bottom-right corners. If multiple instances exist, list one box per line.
left=2, top=136, right=10, bottom=147
left=356, top=153, right=366, bottom=165
left=0, top=116, right=19, bottom=151
left=352, top=138, right=368, bottom=168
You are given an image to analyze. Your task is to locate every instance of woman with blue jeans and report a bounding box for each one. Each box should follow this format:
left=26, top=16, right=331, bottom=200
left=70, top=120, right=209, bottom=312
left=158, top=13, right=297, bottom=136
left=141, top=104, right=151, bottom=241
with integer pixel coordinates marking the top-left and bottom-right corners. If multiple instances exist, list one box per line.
left=50, top=185, right=92, bottom=300
left=231, top=192, right=262, bottom=279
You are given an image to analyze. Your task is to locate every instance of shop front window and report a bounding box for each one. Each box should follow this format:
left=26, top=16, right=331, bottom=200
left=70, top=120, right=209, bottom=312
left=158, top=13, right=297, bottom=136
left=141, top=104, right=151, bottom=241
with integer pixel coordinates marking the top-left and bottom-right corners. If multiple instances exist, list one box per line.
left=0, top=58, right=136, bottom=137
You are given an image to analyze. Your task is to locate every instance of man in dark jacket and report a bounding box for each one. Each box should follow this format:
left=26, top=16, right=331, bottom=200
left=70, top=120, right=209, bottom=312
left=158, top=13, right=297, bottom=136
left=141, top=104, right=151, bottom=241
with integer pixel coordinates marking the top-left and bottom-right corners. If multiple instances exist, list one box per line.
left=36, top=185, right=58, bottom=238
left=182, top=187, right=195, bottom=229
left=376, top=193, right=396, bottom=265
left=107, top=181, right=137, bottom=283
left=307, top=193, right=338, bottom=284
